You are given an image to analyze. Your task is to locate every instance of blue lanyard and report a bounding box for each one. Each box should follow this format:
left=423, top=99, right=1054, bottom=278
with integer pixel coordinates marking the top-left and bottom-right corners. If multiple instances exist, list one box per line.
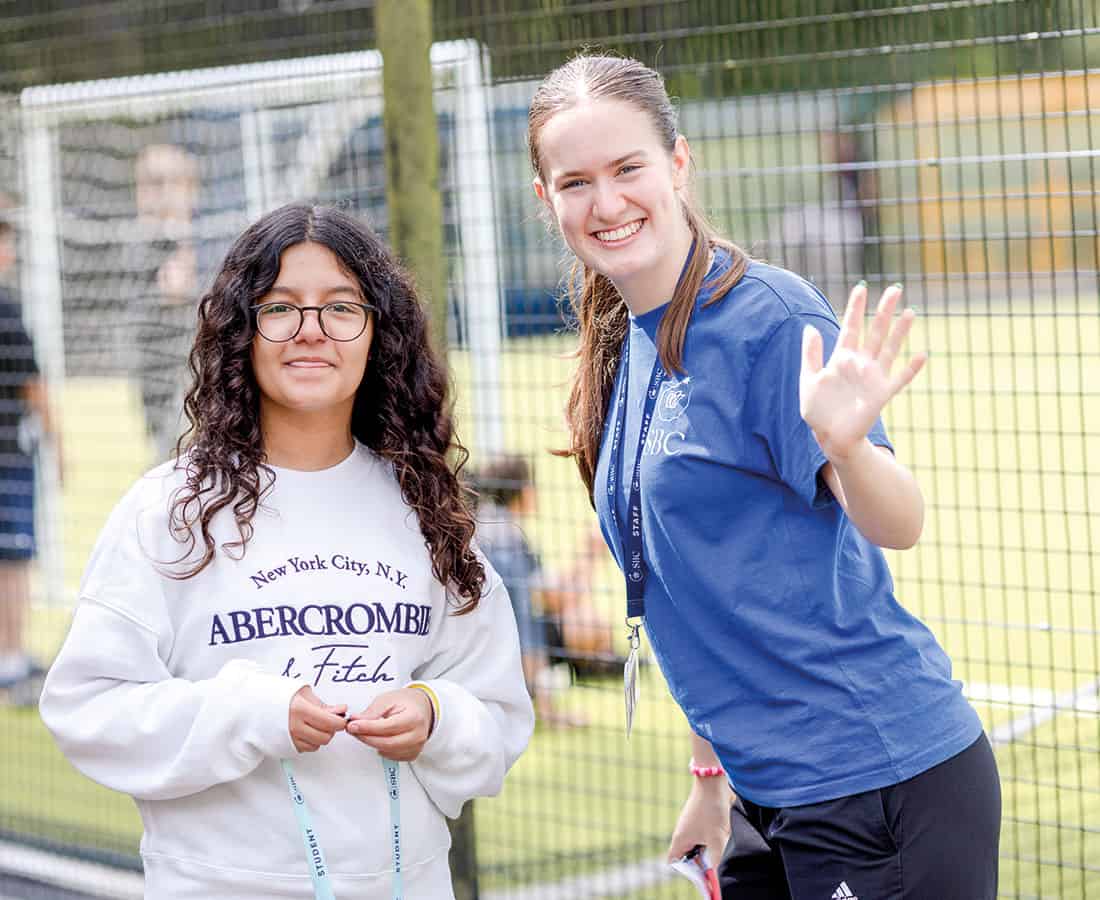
left=605, top=334, right=666, bottom=621
left=604, top=244, right=697, bottom=735
left=281, top=757, right=403, bottom=899
left=605, top=242, right=698, bottom=620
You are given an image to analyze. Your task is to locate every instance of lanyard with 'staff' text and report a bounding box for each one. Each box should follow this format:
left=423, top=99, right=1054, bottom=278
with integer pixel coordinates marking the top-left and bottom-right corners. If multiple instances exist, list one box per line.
left=604, top=242, right=701, bottom=736
left=605, top=332, right=666, bottom=737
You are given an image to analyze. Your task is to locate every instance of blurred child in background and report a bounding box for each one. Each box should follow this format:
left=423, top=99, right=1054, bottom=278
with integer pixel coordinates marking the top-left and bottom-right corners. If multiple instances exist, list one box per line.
left=0, top=196, right=61, bottom=700
left=475, top=453, right=611, bottom=728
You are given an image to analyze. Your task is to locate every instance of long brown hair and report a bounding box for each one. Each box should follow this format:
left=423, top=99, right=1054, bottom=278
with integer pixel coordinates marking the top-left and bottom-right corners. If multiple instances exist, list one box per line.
left=171, top=203, right=485, bottom=611
left=527, top=55, right=749, bottom=495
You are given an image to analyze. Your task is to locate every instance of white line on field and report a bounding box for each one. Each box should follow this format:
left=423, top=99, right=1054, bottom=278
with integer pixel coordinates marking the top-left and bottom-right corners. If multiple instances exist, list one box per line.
left=0, top=840, right=143, bottom=899
left=976, top=677, right=1100, bottom=745
left=483, top=855, right=671, bottom=900
left=0, top=839, right=673, bottom=900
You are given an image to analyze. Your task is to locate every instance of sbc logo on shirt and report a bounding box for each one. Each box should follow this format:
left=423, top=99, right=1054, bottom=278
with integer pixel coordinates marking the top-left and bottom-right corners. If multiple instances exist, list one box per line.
left=642, top=377, right=692, bottom=458
left=657, top=377, right=691, bottom=422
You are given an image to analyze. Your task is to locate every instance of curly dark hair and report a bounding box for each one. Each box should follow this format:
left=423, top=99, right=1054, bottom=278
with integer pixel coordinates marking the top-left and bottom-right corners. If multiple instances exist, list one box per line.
left=170, top=203, right=485, bottom=612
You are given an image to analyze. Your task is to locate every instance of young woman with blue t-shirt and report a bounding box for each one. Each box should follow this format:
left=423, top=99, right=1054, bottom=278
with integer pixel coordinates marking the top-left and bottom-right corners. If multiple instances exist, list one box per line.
left=527, top=56, right=1000, bottom=900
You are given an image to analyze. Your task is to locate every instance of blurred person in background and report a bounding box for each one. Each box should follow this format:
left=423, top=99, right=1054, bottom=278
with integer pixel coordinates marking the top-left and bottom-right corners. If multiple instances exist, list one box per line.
left=0, top=195, right=61, bottom=698
left=775, top=129, right=877, bottom=312
left=132, top=142, right=201, bottom=459
left=526, top=55, right=1000, bottom=900
left=40, top=203, right=533, bottom=899
left=475, top=452, right=611, bottom=728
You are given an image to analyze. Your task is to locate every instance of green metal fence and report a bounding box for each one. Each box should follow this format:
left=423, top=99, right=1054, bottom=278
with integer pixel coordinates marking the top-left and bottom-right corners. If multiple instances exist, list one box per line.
left=0, top=2, right=1098, bottom=897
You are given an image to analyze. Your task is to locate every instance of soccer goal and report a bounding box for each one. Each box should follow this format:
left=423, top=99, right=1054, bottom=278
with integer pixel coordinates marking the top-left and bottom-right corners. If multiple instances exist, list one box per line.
left=19, top=40, right=505, bottom=604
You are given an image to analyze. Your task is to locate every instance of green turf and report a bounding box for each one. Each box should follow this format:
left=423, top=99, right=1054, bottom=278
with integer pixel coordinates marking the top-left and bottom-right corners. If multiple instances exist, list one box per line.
left=3, top=311, right=1098, bottom=897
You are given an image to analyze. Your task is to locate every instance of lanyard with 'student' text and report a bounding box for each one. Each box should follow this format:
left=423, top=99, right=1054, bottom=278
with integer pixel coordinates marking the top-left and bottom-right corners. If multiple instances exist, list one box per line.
left=281, top=756, right=403, bottom=900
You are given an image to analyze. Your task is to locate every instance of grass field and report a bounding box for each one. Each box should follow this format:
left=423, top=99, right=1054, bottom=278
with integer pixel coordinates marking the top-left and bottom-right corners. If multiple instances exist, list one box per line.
left=1, top=310, right=1098, bottom=898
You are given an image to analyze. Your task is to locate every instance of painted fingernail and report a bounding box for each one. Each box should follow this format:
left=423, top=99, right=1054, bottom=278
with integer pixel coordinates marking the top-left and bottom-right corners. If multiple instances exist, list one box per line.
left=893, top=282, right=904, bottom=290
left=857, top=279, right=867, bottom=288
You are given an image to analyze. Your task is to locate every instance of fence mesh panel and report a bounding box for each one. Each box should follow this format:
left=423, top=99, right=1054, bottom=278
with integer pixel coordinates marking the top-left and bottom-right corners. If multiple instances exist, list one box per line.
left=0, top=2, right=1097, bottom=898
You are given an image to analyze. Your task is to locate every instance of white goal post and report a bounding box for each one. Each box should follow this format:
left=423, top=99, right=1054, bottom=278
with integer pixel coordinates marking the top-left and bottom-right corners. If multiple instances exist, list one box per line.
left=19, top=40, right=506, bottom=602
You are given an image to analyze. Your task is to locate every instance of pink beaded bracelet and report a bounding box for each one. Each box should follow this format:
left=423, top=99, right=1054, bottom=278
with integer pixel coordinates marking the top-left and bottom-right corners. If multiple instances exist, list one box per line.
left=689, top=760, right=726, bottom=778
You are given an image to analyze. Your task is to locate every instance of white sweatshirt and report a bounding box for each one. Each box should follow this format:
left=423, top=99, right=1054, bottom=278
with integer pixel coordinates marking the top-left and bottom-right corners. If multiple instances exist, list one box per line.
left=40, top=444, right=534, bottom=899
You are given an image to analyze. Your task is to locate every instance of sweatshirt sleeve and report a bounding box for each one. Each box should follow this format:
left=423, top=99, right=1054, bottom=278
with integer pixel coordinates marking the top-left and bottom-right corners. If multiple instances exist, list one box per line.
left=407, top=564, right=535, bottom=818
left=39, top=483, right=307, bottom=801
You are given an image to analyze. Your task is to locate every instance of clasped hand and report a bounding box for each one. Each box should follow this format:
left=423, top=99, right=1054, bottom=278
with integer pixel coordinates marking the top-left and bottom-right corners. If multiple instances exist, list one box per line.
left=289, top=685, right=434, bottom=762
left=800, top=283, right=927, bottom=463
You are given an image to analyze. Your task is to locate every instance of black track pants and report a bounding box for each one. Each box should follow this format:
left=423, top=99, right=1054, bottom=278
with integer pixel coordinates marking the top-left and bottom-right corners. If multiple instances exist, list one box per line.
left=719, top=734, right=1002, bottom=900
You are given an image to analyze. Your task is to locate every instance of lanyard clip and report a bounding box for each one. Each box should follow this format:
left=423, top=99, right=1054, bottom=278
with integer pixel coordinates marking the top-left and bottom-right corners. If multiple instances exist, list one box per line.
left=623, top=618, right=642, bottom=738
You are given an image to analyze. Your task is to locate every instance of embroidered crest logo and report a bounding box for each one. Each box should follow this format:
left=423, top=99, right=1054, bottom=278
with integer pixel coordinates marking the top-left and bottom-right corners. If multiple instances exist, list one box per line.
left=657, top=376, right=692, bottom=422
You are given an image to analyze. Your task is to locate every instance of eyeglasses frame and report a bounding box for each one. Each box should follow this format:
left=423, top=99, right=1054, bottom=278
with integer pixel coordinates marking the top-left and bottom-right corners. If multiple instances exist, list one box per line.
left=250, top=301, right=379, bottom=343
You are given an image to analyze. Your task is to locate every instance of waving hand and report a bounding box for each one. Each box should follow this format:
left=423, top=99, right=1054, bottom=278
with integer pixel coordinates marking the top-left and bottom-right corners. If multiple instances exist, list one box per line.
left=800, top=283, right=926, bottom=463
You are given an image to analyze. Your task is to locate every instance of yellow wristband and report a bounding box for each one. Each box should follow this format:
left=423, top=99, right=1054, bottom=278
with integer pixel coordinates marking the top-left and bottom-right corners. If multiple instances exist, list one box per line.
left=407, top=682, right=439, bottom=737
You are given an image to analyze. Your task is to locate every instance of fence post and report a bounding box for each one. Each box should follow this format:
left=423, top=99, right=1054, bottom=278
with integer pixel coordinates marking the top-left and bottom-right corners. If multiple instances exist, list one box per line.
left=376, top=0, right=447, bottom=351
left=376, top=3, right=479, bottom=899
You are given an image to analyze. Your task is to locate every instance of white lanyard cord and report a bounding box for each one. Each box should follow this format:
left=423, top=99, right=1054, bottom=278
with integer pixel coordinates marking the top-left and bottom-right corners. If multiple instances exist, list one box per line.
left=281, top=757, right=403, bottom=900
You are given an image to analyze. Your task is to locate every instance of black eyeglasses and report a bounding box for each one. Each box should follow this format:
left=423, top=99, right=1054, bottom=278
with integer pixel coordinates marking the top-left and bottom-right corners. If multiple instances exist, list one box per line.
left=251, top=301, right=378, bottom=342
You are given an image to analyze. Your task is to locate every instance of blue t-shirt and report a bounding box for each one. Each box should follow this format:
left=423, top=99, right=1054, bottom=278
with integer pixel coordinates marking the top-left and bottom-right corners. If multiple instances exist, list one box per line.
left=593, top=253, right=982, bottom=808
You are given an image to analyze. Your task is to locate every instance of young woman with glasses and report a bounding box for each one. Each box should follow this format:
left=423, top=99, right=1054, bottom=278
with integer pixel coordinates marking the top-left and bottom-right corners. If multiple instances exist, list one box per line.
left=40, top=203, right=534, bottom=899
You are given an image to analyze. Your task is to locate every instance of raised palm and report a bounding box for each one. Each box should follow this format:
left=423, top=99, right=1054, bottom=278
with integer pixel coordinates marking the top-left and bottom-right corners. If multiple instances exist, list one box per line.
left=800, top=284, right=927, bottom=462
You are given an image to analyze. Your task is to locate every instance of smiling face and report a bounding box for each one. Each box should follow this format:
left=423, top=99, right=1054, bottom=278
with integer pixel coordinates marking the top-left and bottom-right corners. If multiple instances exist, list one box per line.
left=534, top=98, right=693, bottom=311
left=250, top=240, right=373, bottom=429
